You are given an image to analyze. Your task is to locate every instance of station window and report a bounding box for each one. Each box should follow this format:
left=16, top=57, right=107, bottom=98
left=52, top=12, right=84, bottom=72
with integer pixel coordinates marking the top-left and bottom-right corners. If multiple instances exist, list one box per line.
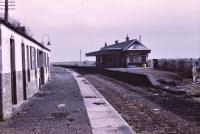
left=30, top=47, right=36, bottom=70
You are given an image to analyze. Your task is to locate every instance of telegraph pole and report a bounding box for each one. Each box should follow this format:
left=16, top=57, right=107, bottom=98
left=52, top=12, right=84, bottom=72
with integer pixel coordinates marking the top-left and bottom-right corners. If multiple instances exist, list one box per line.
left=0, top=0, right=15, bottom=22
left=80, top=49, right=82, bottom=65
left=4, top=0, right=8, bottom=21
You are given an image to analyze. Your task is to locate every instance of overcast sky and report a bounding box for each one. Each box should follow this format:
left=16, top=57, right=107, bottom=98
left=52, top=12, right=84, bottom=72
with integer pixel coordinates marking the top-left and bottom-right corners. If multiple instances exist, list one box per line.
left=3, top=0, right=200, bottom=62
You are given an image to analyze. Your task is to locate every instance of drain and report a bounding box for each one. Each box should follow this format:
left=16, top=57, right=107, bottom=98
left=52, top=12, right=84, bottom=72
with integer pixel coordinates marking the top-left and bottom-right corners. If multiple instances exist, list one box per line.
left=84, top=82, right=89, bottom=84
left=84, top=96, right=97, bottom=98
left=93, top=102, right=106, bottom=105
left=81, top=79, right=89, bottom=84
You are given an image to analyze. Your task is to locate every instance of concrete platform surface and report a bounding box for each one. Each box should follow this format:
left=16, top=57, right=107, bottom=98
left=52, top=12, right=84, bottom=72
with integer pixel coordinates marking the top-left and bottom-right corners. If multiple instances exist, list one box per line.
left=68, top=69, right=136, bottom=134
left=0, top=67, right=92, bottom=134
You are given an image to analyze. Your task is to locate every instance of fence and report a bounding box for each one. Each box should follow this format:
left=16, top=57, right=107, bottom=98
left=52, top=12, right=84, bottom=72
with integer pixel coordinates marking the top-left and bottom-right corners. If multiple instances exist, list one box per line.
left=148, top=58, right=200, bottom=78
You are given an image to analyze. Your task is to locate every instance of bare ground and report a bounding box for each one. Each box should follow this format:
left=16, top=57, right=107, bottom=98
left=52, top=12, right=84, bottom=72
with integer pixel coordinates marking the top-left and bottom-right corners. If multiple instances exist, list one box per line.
left=80, top=73, right=200, bottom=134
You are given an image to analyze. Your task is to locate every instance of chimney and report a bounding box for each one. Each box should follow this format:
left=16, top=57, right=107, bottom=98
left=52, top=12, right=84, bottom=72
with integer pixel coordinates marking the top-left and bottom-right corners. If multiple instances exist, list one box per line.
left=139, top=34, right=142, bottom=42
left=115, top=40, right=118, bottom=44
left=105, top=42, right=107, bottom=47
left=17, top=26, right=26, bottom=33
left=126, top=35, right=129, bottom=41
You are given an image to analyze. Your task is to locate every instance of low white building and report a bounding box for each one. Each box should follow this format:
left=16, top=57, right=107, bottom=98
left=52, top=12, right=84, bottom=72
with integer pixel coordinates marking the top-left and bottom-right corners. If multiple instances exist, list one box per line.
left=0, top=20, right=50, bottom=120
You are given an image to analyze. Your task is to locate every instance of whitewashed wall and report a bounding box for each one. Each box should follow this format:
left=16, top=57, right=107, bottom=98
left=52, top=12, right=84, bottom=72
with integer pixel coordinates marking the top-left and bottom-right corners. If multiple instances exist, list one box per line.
left=0, top=24, right=50, bottom=74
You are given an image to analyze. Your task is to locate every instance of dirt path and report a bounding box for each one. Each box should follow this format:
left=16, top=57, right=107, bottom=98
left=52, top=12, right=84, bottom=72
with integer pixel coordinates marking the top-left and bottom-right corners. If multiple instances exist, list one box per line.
left=83, top=73, right=200, bottom=134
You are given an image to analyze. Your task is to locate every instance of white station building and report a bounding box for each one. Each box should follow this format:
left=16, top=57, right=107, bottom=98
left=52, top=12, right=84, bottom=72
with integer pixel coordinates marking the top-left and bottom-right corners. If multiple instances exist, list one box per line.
left=0, top=20, right=50, bottom=120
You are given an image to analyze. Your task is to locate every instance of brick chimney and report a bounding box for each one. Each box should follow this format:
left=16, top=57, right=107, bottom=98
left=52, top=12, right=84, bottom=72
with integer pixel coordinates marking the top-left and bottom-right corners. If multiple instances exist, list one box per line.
left=126, top=35, right=129, bottom=41
left=115, top=40, right=118, bottom=44
left=17, top=26, right=26, bottom=33
left=139, top=34, right=142, bottom=42
left=105, top=42, right=107, bottom=47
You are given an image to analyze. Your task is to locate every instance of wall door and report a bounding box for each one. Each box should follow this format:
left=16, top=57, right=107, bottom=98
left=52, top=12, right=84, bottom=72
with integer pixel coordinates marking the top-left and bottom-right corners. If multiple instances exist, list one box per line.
left=39, top=51, right=45, bottom=85
left=10, top=39, right=17, bottom=104
left=21, top=43, right=27, bottom=100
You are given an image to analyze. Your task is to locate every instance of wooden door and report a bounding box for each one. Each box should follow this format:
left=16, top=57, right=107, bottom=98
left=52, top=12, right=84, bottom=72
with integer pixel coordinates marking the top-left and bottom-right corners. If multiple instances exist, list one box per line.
left=10, top=39, right=17, bottom=104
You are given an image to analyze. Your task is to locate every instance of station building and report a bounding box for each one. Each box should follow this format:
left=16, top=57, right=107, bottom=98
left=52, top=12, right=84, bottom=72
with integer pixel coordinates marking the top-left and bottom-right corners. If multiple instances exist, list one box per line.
left=0, top=20, right=50, bottom=120
left=86, top=36, right=151, bottom=68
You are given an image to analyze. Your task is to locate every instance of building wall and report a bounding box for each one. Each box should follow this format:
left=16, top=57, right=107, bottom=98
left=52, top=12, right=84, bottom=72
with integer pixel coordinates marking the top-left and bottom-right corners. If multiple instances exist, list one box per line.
left=126, top=51, right=148, bottom=67
left=96, top=54, right=124, bottom=68
left=0, top=24, right=50, bottom=120
left=96, top=51, right=149, bottom=68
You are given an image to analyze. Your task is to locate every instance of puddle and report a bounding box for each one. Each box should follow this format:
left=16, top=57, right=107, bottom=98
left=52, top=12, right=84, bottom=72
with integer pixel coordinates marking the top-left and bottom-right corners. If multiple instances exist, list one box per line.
left=68, top=117, right=74, bottom=122
left=153, top=108, right=161, bottom=113
left=51, top=112, right=70, bottom=119
left=58, top=103, right=66, bottom=108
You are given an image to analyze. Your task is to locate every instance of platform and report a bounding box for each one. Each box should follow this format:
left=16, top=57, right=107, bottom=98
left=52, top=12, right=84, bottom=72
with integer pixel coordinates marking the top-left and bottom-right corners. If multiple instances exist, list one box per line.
left=68, top=69, right=136, bottom=134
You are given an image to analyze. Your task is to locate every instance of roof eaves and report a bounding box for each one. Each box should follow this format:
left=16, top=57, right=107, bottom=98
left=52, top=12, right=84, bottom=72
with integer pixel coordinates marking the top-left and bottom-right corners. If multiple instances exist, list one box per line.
left=102, top=48, right=121, bottom=50
left=0, top=19, right=51, bottom=52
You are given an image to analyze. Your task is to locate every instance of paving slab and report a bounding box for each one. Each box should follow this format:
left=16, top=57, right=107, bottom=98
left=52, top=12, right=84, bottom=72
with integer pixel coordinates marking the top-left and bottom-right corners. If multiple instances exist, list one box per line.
left=87, top=111, right=113, bottom=119
left=68, top=69, right=136, bottom=134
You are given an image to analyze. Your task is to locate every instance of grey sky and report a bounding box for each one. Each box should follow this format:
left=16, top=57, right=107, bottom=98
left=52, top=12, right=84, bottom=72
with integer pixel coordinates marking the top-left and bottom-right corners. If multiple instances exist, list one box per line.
left=4, top=0, right=200, bottom=62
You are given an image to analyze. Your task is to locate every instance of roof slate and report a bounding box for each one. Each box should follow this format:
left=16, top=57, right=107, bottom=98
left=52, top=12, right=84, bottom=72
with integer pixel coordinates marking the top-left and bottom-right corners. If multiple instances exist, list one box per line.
left=86, top=38, right=151, bottom=56
left=100, top=40, right=135, bottom=50
left=100, top=39, right=149, bottom=51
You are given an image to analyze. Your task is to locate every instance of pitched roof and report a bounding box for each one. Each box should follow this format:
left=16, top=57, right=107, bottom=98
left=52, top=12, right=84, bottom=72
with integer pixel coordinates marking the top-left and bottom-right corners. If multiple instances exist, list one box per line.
left=86, top=39, right=151, bottom=56
left=100, top=39, right=150, bottom=51
left=100, top=39, right=135, bottom=50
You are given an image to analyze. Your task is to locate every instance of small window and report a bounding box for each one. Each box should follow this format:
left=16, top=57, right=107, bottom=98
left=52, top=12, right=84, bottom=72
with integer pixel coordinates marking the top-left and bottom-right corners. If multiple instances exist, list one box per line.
left=30, top=47, right=37, bottom=70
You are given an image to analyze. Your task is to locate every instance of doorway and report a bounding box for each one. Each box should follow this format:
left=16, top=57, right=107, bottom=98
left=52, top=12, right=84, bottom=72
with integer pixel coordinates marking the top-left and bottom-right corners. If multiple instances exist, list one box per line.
left=39, top=51, right=45, bottom=85
left=21, top=43, right=27, bottom=100
left=10, top=39, right=17, bottom=104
